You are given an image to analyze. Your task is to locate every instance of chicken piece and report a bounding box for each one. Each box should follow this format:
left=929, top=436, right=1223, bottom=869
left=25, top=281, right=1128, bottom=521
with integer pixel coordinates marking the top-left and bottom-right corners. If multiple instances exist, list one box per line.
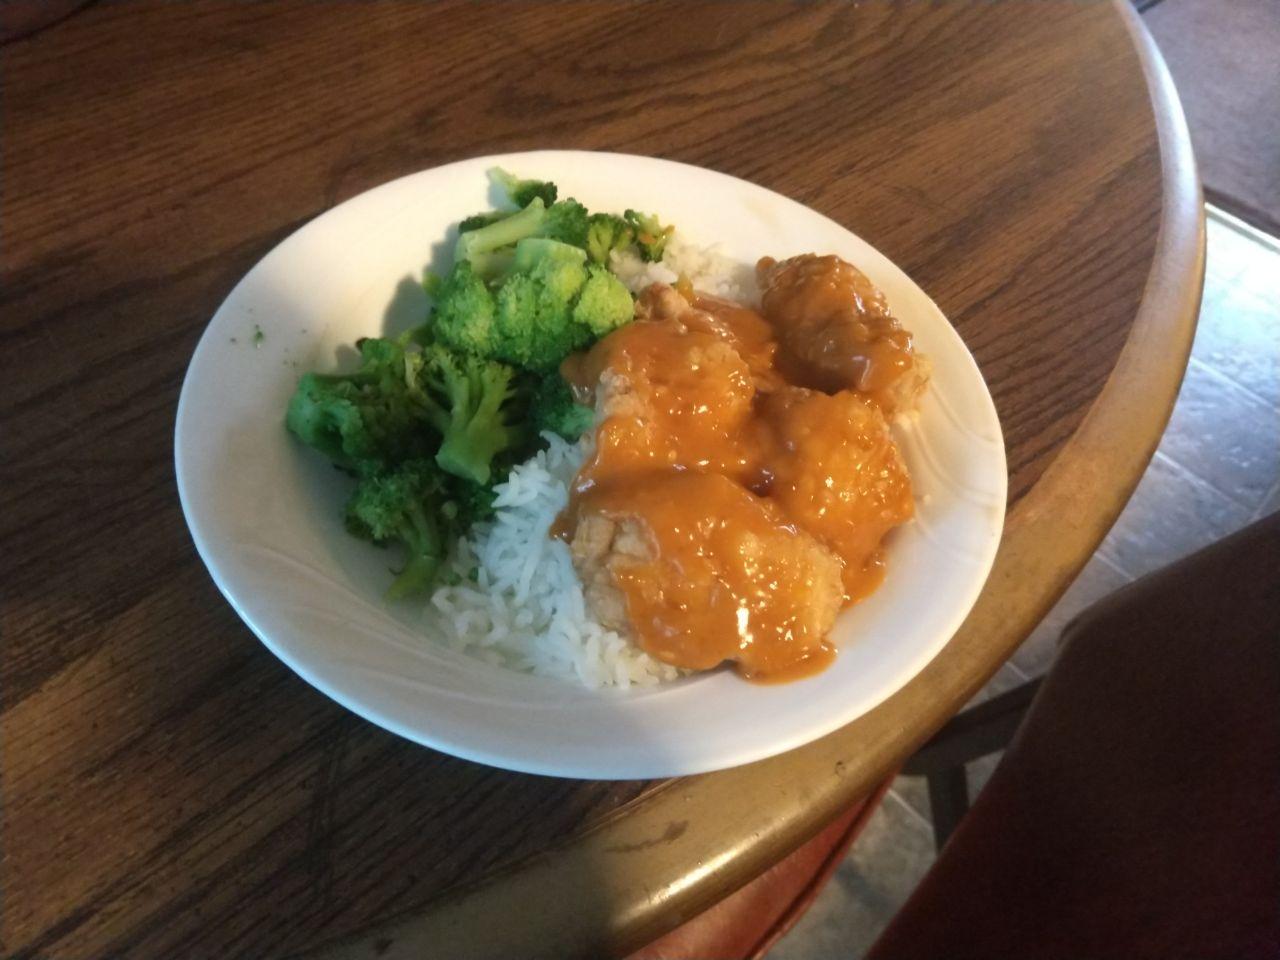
left=569, top=511, right=651, bottom=634
left=565, top=307, right=758, bottom=486
left=758, top=386, right=914, bottom=601
left=757, top=254, right=928, bottom=414
left=634, top=282, right=691, bottom=322
left=635, top=283, right=779, bottom=385
left=569, top=472, right=844, bottom=678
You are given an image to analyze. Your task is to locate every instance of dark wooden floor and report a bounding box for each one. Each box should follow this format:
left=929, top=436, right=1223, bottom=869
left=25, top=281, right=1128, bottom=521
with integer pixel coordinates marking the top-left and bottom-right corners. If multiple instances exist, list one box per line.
left=1143, top=0, right=1280, bottom=234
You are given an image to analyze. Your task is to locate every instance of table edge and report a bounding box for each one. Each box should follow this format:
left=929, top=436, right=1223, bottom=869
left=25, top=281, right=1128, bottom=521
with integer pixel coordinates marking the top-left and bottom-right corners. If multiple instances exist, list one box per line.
left=300, top=4, right=1205, bottom=957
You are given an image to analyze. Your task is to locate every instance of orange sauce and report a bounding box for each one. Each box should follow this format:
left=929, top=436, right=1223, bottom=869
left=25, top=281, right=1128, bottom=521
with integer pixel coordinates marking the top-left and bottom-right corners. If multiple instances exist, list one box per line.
left=560, top=258, right=918, bottom=681
left=754, top=388, right=913, bottom=599
left=758, top=254, right=918, bottom=412
left=578, top=473, right=839, bottom=679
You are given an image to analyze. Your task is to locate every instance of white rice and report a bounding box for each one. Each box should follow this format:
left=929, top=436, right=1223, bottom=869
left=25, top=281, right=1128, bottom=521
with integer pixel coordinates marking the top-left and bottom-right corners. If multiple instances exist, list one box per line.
left=610, top=233, right=758, bottom=304
left=424, top=433, right=683, bottom=688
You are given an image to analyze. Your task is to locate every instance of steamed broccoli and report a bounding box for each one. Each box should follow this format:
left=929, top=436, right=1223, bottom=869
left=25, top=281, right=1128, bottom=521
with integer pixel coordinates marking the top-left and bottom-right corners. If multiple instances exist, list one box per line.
left=490, top=168, right=558, bottom=209
left=431, top=238, right=630, bottom=374
left=456, top=171, right=673, bottom=273
left=540, top=199, right=589, bottom=247
left=446, top=474, right=498, bottom=525
left=285, top=336, right=431, bottom=473
left=512, top=236, right=587, bottom=273
left=414, top=344, right=527, bottom=485
left=623, top=209, right=674, bottom=262
left=291, top=334, right=511, bottom=599
left=344, top=459, right=453, bottom=598
left=285, top=172, right=679, bottom=601
left=585, top=213, right=635, bottom=265
left=455, top=198, right=549, bottom=274
left=431, top=261, right=497, bottom=356
left=531, top=375, right=596, bottom=441
left=573, top=265, right=634, bottom=336
left=493, top=252, right=592, bottom=371
left=458, top=211, right=508, bottom=233
left=453, top=196, right=592, bottom=274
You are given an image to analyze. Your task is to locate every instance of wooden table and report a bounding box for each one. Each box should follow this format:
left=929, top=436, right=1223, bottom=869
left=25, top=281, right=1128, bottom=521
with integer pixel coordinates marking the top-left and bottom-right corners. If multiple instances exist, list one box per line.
left=1, top=3, right=1201, bottom=958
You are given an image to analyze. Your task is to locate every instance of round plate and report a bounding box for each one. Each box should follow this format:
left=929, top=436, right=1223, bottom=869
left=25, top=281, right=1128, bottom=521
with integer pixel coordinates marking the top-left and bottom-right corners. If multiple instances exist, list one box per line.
left=175, top=150, right=1006, bottom=779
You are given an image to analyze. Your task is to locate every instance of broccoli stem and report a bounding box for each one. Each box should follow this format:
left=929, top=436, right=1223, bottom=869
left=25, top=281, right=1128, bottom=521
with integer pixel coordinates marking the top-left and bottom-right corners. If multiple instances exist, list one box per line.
left=467, top=248, right=516, bottom=282
left=513, top=237, right=587, bottom=272
left=434, top=374, right=516, bottom=484
left=455, top=198, right=546, bottom=266
left=387, top=552, right=441, bottom=599
left=386, top=500, right=444, bottom=600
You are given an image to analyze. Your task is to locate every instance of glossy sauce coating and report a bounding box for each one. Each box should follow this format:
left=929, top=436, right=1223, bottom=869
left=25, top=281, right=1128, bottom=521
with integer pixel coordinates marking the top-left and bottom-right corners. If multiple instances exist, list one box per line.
left=758, top=254, right=920, bottom=413
left=578, top=472, right=841, bottom=679
left=561, top=259, right=918, bottom=680
left=754, top=387, right=914, bottom=600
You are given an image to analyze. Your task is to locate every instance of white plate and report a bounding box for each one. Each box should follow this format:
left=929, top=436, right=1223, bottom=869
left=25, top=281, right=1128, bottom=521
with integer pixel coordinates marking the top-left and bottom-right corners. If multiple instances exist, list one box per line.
left=175, top=151, right=1006, bottom=780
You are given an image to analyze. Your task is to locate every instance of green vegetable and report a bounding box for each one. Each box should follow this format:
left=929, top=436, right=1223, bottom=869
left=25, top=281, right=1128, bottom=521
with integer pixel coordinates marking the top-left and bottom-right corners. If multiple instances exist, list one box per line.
left=414, top=343, right=527, bottom=485
left=432, top=237, right=629, bottom=375
left=624, top=209, right=674, bottom=262
left=453, top=196, right=593, bottom=277
left=540, top=199, right=589, bottom=247
left=573, top=265, right=634, bottom=337
left=512, top=236, right=587, bottom=273
left=447, top=474, right=498, bottom=525
left=454, top=198, right=549, bottom=274
left=285, top=332, right=517, bottom=593
left=585, top=213, right=635, bottom=265
left=531, top=375, right=595, bottom=441
left=492, top=253, right=592, bottom=371
left=285, top=337, right=431, bottom=473
left=287, top=169, right=672, bottom=599
left=490, top=168, right=558, bottom=209
left=458, top=211, right=507, bottom=233
left=431, top=261, right=498, bottom=357
left=344, top=459, right=454, bottom=599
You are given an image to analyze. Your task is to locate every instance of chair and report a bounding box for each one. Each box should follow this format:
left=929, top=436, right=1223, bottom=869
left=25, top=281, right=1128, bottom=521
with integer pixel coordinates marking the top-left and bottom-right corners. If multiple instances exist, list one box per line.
left=868, top=511, right=1280, bottom=959
left=631, top=512, right=1280, bottom=959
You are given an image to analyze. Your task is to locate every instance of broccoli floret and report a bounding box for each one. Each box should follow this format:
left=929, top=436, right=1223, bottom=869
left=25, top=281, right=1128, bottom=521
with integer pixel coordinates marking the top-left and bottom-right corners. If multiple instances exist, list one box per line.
left=415, top=344, right=527, bottom=485
left=573, top=265, right=634, bottom=336
left=490, top=168, right=558, bottom=209
left=286, top=373, right=369, bottom=467
left=436, top=199, right=639, bottom=374
left=344, top=459, right=454, bottom=599
left=531, top=375, right=596, bottom=441
left=540, top=199, right=589, bottom=248
left=446, top=474, right=498, bottom=525
left=585, top=213, right=635, bottom=265
left=430, top=241, right=604, bottom=371
left=493, top=255, right=592, bottom=371
left=285, top=337, right=431, bottom=473
left=431, top=261, right=498, bottom=357
left=624, top=209, right=674, bottom=262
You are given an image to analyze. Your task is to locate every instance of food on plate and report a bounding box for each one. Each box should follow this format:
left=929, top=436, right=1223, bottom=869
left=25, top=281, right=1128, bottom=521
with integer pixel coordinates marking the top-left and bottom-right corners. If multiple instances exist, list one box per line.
left=558, top=280, right=916, bottom=680
left=287, top=170, right=646, bottom=591
left=757, top=254, right=930, bottom=414
left=285, top=169, right=926, bottom=686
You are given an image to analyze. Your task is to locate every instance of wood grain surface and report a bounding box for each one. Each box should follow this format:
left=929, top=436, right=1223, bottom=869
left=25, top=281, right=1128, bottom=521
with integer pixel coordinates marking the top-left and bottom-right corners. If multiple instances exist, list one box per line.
left=0, top=2, right=1199, bottom=958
